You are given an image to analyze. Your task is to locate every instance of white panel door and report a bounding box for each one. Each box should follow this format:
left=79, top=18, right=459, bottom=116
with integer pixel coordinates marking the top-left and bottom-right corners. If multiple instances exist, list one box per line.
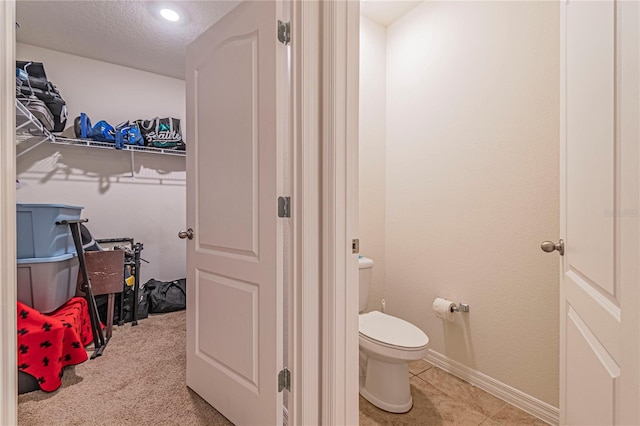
left=560, top=1, right=639, bottom=424
left=185, top=2, right=284, bottom=424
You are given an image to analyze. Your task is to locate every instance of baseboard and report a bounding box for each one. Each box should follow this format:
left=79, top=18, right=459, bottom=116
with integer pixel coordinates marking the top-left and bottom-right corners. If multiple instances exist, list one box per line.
left=425, top=350, right=559, bottom=426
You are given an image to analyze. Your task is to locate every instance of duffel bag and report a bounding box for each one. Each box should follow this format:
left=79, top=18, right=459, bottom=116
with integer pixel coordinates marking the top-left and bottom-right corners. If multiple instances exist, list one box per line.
left=135, top=117, right=186, bottom=150
left=19, top=96, right=54, bottom=131
left=16, top=61, right=49, bottom=91
left=145, top=278, right=186, bottom=313
left=17, top=61, right=68, bottom=132
left=19, top=86, right=68, bottom=132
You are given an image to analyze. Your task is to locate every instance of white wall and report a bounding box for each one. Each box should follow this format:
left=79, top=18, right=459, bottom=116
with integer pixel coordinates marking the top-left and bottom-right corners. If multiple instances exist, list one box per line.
left=16, top=43, right=187, bottom=284
left=359, top=1, right=560, bottom=406
left=359, top=17, right=387, bottom=311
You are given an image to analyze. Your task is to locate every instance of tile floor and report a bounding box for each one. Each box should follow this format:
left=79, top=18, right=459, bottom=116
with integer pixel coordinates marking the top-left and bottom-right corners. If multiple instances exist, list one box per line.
left=359, top=360, right=550, bottom=426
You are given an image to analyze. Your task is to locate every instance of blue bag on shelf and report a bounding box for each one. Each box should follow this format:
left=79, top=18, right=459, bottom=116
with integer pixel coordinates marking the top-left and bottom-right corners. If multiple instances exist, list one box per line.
left=115, top=122, right=144, bottom=149
left=89, top=120, right=116, bottom=143
left=75, top=114, right=144, bottom=149
left=127, top=124, right=143, bottom=146
left=77, top=112, right=91, bottom=139
left=75, top=113, right=113, bottom=141
left=74, top=112, right=114, bottom=143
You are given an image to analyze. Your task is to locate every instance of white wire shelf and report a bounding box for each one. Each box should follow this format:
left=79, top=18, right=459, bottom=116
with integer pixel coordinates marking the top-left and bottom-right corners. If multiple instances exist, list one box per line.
left=15, top=98, right=56, bottom=158
left=53, top=137, right=186, bottom=157
left=15, top=97, right=186, bottom=162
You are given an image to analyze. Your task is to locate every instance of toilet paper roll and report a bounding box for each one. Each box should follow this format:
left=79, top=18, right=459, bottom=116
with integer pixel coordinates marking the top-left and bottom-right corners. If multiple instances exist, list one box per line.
left=432, top=297, right=455, bottom=321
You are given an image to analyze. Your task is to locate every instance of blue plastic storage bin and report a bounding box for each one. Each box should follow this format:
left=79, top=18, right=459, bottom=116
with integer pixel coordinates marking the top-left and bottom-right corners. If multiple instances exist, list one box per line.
left=16, top=203, right=83, bottom=259
left=17, top=253, right=79, bottom=313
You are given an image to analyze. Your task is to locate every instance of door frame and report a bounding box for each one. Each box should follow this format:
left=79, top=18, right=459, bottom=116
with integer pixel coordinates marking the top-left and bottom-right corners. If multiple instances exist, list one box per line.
left=318, top=1, right=360, bottom=424
left=289, top=1, right=321, bottom=424
left=318, top=0, right=360, bottom=424
left=0, top=0, right=17, bottom=424
left=290, top=1, right=359, bottom=424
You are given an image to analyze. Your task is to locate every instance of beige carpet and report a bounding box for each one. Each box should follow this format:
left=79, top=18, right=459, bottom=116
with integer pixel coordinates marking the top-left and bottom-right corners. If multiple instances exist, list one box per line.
left=18, top=310, right=234, bottom=426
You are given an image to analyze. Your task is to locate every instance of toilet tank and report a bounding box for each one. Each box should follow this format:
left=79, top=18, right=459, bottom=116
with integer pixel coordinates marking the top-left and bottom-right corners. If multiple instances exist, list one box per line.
left=358, top=257, right=374, bottom=312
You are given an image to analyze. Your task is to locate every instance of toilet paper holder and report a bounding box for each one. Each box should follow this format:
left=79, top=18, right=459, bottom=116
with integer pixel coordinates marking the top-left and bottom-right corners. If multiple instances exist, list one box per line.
left=438, top=298, right=469, bottom=313
left=451, top=303, right=470, bottom=313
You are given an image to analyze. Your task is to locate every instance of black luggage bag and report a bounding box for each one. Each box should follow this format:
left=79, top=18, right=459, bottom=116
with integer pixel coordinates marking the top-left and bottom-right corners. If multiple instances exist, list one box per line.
left=145, top=278, right=186, bottom=313
left=18, top=96, right=55, bottom=131
left=95, top=285, right=149, bottom=325
left=16, top=61, right=68, bottom=132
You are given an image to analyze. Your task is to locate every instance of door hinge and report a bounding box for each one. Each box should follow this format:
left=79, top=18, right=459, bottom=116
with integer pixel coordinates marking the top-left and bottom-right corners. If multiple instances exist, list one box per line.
left=352, top=239, right=360, bottom=254
left=278, top=196, right=291, bottom=218
left=278, top=20, right=290, bottom=45
left=278, top=367, right=290, bottom=392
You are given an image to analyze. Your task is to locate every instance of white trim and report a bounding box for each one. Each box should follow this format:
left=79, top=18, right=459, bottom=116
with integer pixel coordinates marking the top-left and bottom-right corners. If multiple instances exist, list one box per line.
left=344, top=1, right=360, bottom=423
left=558, top=2, right=568, bottom=423
left=0, top=1, right=17, bottom=424
left=425, top=350, right=560, bottom=426
left=617, top=1, right=640, bottom=423
left=291, top=1, right=321, bottom=424
left=319, top=0, right=360, bottom=424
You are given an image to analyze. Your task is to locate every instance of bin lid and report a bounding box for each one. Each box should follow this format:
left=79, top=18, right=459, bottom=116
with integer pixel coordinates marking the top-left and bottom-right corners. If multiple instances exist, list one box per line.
left=17, top=253, right=77, bottom=264
left=17, top=203, right=84, bottom=210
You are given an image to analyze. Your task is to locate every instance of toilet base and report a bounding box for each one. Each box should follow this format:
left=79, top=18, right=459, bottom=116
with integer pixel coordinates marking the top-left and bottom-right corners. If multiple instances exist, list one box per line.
left=359, top=356, right=413, bottom=413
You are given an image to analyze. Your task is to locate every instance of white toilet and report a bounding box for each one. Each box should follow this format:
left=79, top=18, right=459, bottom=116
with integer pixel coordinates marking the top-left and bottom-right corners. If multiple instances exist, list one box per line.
left=359, top=257, right=429, bottom=413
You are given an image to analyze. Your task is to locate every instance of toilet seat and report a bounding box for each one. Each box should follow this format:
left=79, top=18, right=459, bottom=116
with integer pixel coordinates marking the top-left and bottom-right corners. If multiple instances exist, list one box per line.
left=359, top=311, right=429, bottom=350
left=358, top=311, right=429, bottom=413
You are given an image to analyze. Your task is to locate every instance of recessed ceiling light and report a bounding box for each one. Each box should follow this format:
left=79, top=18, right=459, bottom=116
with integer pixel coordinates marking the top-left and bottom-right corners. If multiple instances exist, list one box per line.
left=160, top=8, right=180, bottom=22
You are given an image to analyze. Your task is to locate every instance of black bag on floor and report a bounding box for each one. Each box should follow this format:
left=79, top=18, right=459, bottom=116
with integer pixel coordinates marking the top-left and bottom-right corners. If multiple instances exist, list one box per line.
left=16, top=61, right=68, bottom=132
left=145, top=278, right=186, bottom=313
left=119, top=284, right=150, bottom=322
left=95, top=285, right=149, bottom=325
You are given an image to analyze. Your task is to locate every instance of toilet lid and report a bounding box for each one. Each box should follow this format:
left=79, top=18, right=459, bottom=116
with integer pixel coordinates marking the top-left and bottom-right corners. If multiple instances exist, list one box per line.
left=359, top=311, right=429, bottom=349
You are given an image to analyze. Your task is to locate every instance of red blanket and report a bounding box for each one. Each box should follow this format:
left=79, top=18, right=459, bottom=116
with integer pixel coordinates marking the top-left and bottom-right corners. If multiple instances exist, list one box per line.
left=17, top=297, right=93, bottom=392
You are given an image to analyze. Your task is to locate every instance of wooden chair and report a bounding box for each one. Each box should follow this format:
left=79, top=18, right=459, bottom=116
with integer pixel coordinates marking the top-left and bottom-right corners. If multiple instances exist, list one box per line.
left=77, top=250, right=125, bottom=341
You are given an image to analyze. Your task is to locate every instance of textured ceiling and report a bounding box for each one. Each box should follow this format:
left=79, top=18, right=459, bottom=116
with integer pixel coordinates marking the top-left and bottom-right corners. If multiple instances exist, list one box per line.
left=16, top=0, right=241, bottom=80
left=360, top=0, right=422, bottom=27
left=16, top=0, right=421, bottom=80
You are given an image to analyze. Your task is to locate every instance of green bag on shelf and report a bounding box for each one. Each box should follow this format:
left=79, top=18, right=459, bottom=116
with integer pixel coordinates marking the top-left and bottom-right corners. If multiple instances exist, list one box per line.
left=135, top=117, right=185, bottom=151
